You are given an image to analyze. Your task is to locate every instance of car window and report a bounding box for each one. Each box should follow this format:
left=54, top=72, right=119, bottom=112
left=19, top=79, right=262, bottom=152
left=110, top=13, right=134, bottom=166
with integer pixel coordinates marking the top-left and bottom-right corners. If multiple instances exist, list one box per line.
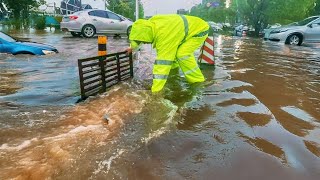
left=0, top=32, right=16, bottom=42
left=88, top=10, right=107, bottom=18
left=297, top=17, right=319, bottom=26
left=107, top=12, right=121, bottom=21
left=312, top=18, right=320, bottom=24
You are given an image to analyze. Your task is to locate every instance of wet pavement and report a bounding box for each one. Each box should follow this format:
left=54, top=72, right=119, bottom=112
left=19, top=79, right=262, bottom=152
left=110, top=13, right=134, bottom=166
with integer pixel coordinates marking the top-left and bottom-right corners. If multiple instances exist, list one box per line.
left=0, top=29, right=319, bottom=179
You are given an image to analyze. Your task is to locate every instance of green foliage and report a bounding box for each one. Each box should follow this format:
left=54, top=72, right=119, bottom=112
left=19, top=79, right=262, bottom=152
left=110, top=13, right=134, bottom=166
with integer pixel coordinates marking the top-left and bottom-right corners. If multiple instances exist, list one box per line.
left=3, top=0, right=40, bottom=29
left=106, top=0, right=144, bottom=20
left=190, top=0, right=318, bottom=36
left=53, top=16, right=63, bottom=29
left=232, top=0, right=317, bottom=25
left=55, top=16, right=63, bottom=23
left=309, top=0, right=320, bottom=15
left=34, top=16, right=46, bottom=30
left=229, top=0, right=316, bottom=35
left=190, top=0, right=235, bottom=23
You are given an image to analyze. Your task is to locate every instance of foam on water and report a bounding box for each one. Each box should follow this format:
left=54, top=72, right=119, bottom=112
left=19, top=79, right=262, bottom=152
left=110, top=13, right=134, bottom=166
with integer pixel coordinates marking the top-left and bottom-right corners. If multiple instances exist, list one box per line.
left=141, top=99, right=178, bottom=144
left=141, top=127, right=167, bottom=144
left=0, top=85, right=148, bottom=179
left=0, top=138, right=37, bottom=151
left=92, top=149, right=125, bottom=175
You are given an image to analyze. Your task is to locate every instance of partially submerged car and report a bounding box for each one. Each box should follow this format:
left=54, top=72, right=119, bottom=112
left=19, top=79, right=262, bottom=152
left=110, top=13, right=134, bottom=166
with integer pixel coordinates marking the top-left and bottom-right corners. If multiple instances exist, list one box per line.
left=0, top=32, right=58, bottom=55
left=264, top=16, right=320, bottom=45
left=60, top=9, right=133, bottom=38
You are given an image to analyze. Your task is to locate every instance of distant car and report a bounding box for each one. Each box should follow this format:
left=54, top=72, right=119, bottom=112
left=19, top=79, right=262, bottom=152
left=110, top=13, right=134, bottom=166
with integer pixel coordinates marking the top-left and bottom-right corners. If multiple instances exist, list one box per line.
left=262, top=23, right=282, bottom=36
left=207, top=21, right=223, bottom=32
left=264, top=16, right=320, bottom=45
left=267, top=23, right=282, bottom=29
left=234, top=24, right=249, bottom=36
left=223, top=23, right=231, bottom=28
left=0, top=32, right=58, bottom=55
left=60, top=9, right=133, bottom=38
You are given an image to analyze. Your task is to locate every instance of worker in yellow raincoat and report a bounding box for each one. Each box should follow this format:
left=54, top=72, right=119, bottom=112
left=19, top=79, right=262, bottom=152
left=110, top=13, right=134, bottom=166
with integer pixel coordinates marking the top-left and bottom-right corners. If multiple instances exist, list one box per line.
left=128, top=14, right=209, bottom=93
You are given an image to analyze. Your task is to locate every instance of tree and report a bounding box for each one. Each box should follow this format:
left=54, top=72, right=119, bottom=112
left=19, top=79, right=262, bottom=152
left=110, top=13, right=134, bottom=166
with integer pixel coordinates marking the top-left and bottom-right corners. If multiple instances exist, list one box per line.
left=106, top=0, right=144, bottom=20
left=238, top=0, right=269, bottom=36
left=190, top=0, right=318, bottom=37
left=189, top=0, right=234, bottom=23
left=310, top=0, right=320, bottom=15
left=3, top=0, right=40, bottom=28
left=230, top=0, right=316, bottom=36
left=266, top=0, right=315, bottom=24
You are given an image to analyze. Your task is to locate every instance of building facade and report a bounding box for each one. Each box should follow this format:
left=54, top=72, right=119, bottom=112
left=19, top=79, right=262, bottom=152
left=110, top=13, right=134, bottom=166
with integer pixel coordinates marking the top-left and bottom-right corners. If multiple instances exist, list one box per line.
left=43, top=0, right=104, bottom=15
left=60, top=0, right=82, bottom=15
left=177, top=9, right=188, bottom=15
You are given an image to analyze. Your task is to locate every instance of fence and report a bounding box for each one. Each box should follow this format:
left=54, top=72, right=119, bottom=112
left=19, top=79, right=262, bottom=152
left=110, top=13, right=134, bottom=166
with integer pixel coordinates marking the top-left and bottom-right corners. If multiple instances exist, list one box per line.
left=78, top=51, right=133, bottom=100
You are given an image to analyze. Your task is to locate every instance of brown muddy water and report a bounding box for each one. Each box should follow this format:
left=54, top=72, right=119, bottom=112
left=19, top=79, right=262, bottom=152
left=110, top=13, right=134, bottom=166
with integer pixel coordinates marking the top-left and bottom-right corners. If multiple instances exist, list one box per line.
left=0, top=29, right=319, bottom=180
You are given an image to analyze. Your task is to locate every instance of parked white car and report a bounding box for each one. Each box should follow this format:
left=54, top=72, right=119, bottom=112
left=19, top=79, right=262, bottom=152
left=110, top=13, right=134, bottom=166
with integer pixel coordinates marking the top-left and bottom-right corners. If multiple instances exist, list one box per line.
left=267, top=23, right=282, bottom=29
left=234, top=24, right=249, bottom=36
left=60, top=9, right=133, bottom=38
left=208, top=21, right=223, bottom=31
left=264, top=16, right=320, bottom=45
left=223, top=23, right=231, bottom=28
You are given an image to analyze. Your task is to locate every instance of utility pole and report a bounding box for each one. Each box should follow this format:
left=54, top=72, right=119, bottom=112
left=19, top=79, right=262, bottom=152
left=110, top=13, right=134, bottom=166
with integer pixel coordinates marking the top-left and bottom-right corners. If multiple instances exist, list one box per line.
left=236, top=0, right=239, bottom=23
left=54, top=2, right=56, bottom=16
left=135, top=0, right=139, bottom=20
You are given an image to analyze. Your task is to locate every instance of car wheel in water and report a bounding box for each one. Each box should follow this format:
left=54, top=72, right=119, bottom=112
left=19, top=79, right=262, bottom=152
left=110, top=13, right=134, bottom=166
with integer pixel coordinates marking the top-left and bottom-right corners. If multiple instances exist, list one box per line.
left=286, top=34, right=302, bottom=46
left=127, top=26, right=132, bottom=37
left=71, top=32, right=82, bottom=37
left=82, top=25, right=96, bottom=38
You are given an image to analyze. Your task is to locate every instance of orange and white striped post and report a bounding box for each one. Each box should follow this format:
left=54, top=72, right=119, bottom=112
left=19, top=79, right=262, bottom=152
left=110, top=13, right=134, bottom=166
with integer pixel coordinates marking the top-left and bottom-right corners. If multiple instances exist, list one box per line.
left=198, top=36, right=215, bottom=65
left=98, top=36, right=107, bottom=56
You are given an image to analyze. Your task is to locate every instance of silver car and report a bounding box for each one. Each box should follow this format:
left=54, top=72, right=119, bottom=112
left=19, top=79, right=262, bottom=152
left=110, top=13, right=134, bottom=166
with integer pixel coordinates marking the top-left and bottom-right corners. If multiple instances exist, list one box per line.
left=264, top=16, right=320, bottom=45
left=60, top=9, right=133, bottom=38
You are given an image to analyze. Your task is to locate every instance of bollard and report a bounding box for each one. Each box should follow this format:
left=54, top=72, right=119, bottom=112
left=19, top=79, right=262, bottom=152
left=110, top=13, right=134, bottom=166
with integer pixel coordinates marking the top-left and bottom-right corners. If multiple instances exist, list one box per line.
left=98, top=35, right=107, bottom=56
left=198, top=36, right=215, bottom=65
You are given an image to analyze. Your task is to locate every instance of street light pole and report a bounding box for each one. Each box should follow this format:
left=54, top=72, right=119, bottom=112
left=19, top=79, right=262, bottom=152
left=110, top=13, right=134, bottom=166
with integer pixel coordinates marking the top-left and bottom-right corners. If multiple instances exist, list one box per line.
left=135, top=0, right=139, bottom=21
left=236, top=0, right=239, bottom=23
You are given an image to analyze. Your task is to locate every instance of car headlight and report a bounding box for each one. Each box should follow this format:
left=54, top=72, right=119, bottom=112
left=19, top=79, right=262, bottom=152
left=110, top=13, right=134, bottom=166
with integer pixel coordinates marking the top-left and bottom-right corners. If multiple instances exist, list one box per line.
left=270, top=29, right=288, bottom=34
left=42, top=50, right=56, bottom=55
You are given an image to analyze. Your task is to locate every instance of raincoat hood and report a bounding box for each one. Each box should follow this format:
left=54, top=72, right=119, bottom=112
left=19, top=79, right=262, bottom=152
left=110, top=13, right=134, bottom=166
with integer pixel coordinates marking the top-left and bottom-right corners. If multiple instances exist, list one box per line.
left=129, top=19, right=155, bottom=45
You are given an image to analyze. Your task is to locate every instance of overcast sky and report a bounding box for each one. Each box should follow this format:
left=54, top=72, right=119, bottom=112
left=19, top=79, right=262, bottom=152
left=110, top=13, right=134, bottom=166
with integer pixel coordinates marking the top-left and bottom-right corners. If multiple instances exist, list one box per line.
left=82, top=0, right=202, bottom=16
left=142, top=0, right=202, bottom=16
left=45, top=0, right=203, bottom=16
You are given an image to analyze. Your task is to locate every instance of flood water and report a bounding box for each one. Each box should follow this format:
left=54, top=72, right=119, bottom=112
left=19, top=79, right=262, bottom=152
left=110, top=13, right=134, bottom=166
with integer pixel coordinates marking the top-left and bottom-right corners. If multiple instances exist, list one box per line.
left=0, top=29, right=319, bottom=179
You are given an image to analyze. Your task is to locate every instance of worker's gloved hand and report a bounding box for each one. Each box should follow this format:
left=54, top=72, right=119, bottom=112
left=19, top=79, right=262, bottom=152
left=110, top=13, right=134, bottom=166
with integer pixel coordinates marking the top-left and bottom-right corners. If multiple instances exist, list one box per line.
left=130, top=41, right=143, bottom=51
left=126, top=47, right=133, bottom=55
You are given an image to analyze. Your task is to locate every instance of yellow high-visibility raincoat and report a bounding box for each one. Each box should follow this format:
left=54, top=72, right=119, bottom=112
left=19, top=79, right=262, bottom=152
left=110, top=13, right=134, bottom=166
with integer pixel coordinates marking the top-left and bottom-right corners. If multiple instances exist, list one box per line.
left=129, top=14, right=209, bottom=93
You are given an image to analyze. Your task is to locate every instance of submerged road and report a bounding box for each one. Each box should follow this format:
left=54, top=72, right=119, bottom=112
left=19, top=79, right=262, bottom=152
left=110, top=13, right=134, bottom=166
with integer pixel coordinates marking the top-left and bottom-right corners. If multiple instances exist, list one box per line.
left=0, top=30, right=319, bottom=179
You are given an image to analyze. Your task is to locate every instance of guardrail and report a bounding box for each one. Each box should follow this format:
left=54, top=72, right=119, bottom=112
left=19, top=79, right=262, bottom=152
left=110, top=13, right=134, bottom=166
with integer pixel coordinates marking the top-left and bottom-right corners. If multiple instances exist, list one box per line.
left=78, top=51, right=133, bottom=100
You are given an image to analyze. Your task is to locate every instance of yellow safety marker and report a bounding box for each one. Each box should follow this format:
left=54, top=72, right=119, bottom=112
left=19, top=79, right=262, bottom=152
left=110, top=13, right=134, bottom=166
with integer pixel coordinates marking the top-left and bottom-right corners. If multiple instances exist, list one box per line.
left=98, top=36, right=107, bottom=56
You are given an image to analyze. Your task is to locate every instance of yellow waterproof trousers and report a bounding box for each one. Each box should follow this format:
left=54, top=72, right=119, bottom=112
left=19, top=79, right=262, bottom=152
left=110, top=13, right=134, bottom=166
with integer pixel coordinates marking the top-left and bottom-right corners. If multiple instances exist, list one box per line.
left=152, top=35, right=208, bottom=92
left=176, top=35, right=208, bottom=83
